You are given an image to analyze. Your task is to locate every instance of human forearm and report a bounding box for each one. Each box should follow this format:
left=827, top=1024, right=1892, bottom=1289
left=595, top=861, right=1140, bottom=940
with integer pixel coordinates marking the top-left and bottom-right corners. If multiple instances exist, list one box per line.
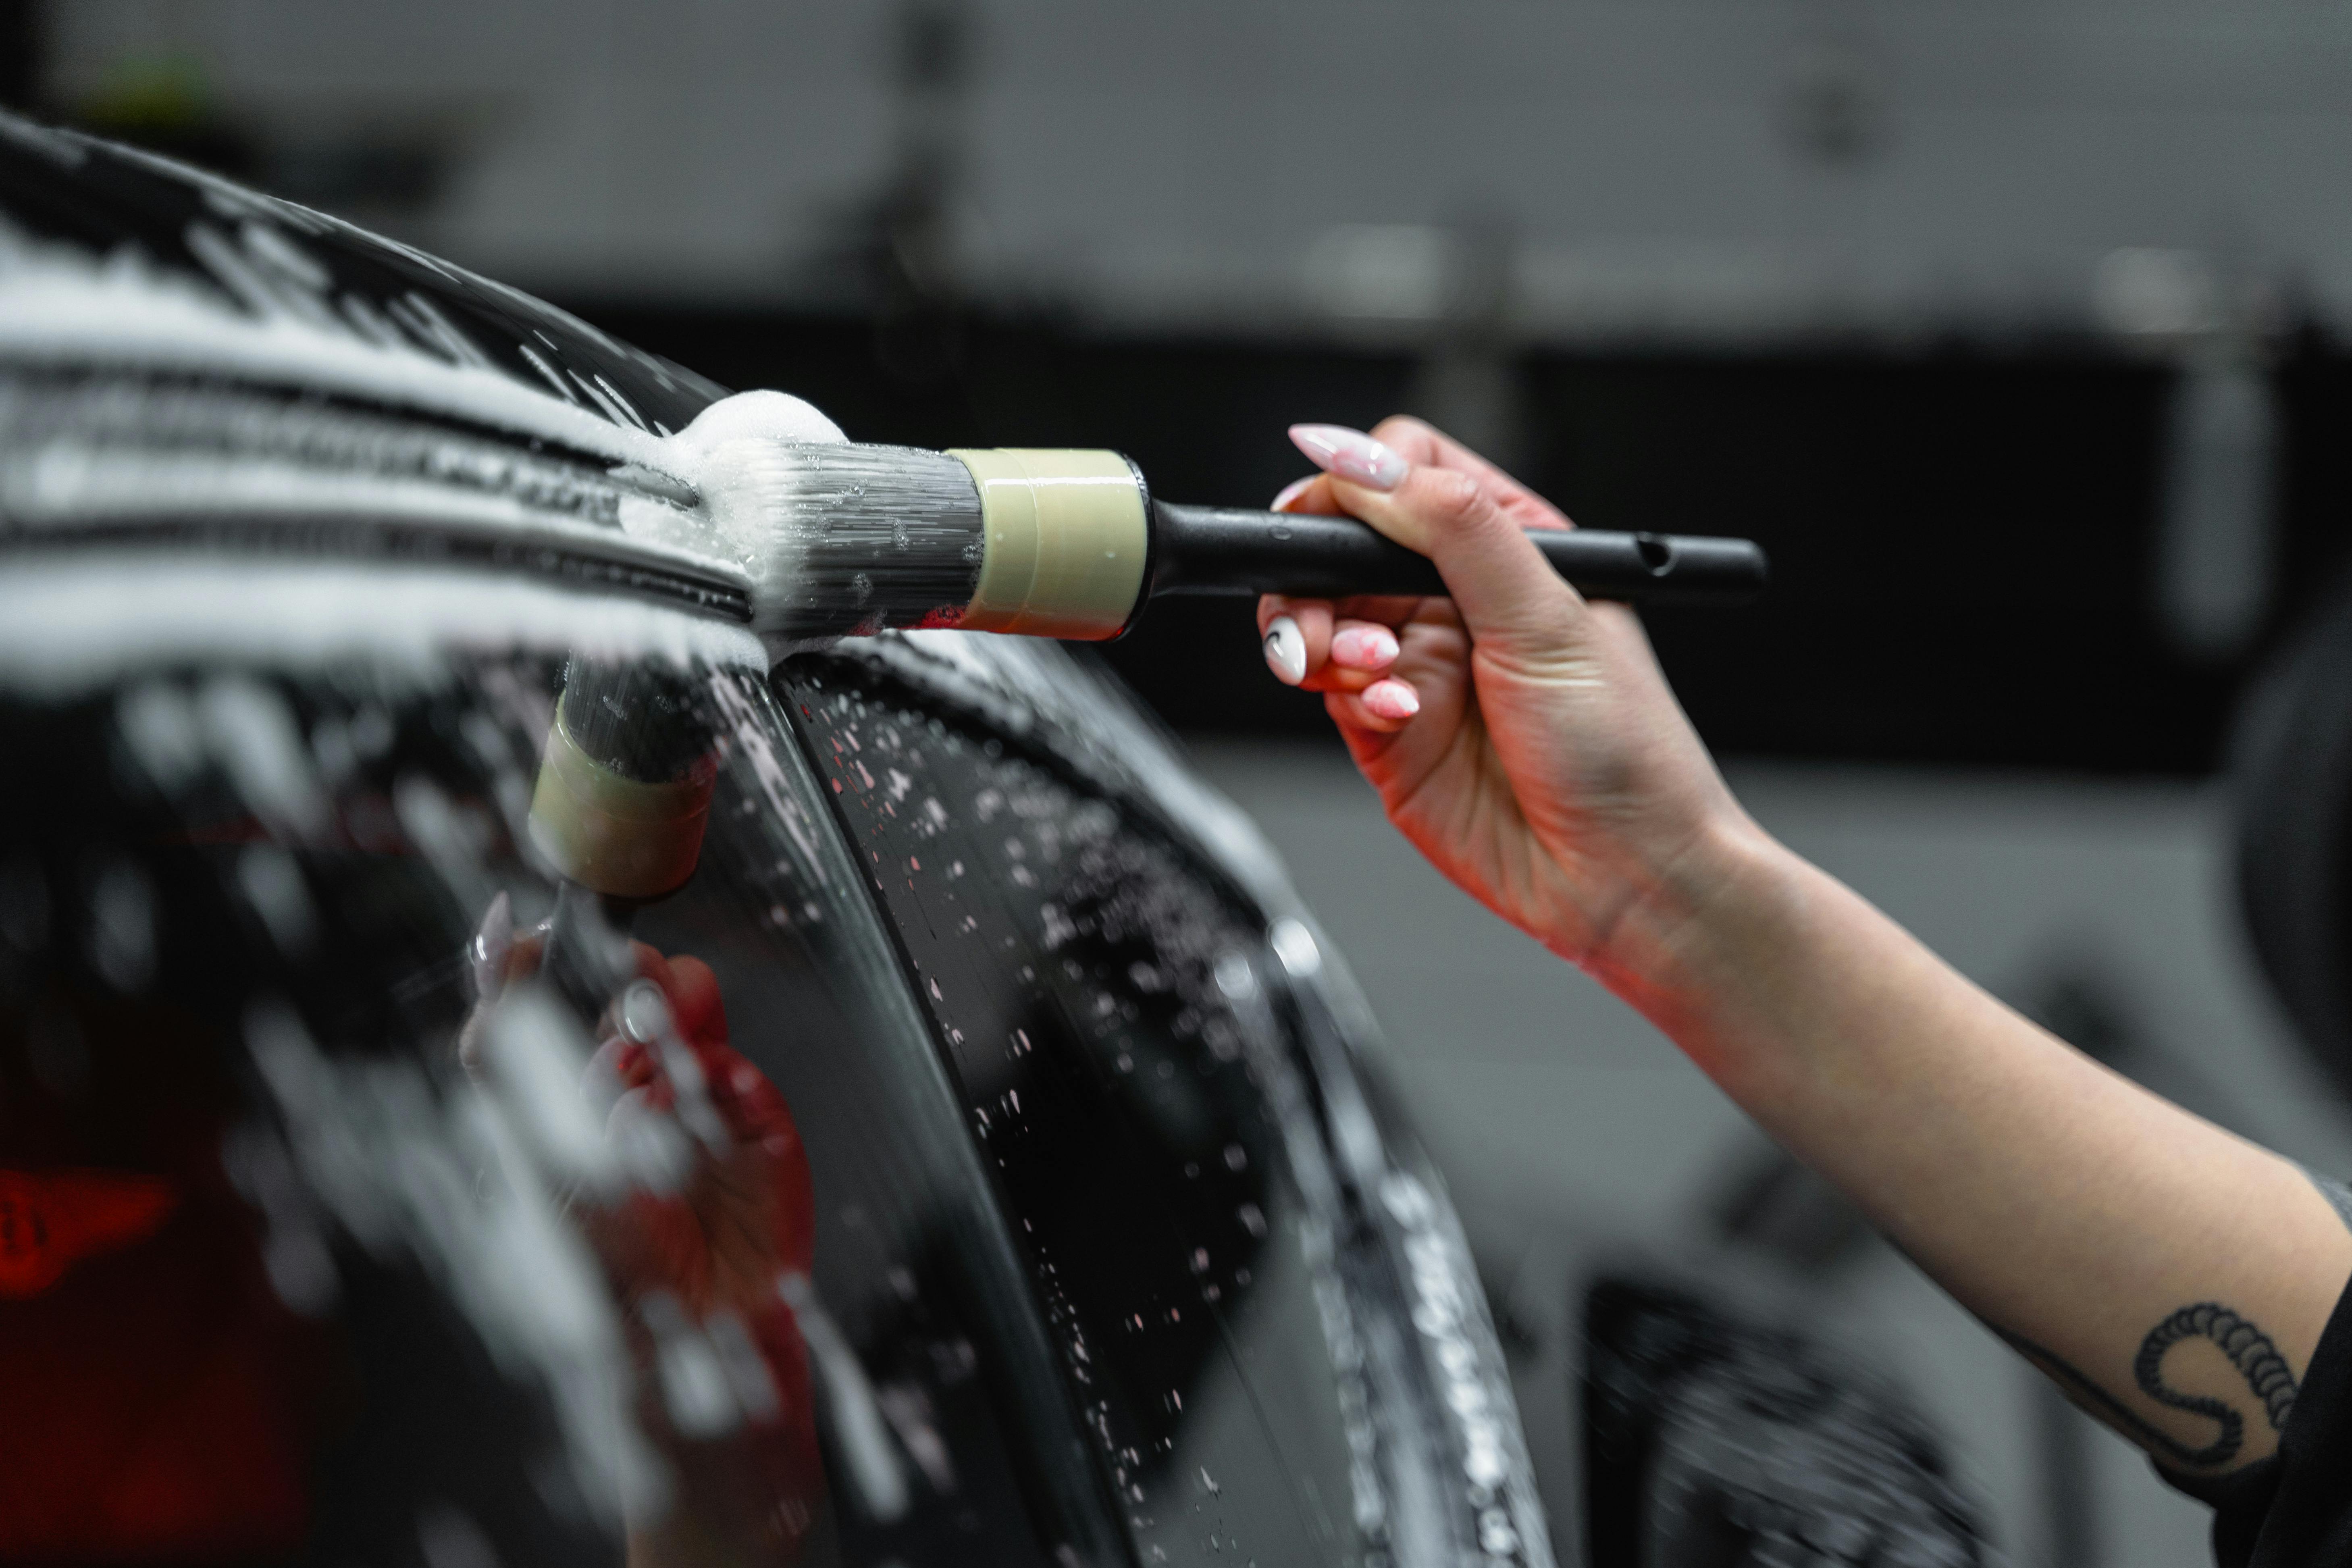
left=1257, top=416, right=2352, bottom=1473
left=1635, top=820, right=2352, bottom=1472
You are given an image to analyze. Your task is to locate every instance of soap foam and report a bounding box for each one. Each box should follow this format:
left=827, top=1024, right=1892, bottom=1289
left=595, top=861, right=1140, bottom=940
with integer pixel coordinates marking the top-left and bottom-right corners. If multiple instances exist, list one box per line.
left=0, top=206, right=854, bottom=614
left=652, top=395, right=985, bottom=638
left=0, top=141, right=976, bottom=638
left=0, top=211, right=672, bottom=472
left=0, top=553, right=764, bottom=698
left=638, top=389, right=848, bottom=603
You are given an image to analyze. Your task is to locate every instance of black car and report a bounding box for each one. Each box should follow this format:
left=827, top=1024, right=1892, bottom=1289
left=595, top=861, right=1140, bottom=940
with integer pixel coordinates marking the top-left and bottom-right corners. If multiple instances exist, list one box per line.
left=0, top=113, right=1983, bottom=1568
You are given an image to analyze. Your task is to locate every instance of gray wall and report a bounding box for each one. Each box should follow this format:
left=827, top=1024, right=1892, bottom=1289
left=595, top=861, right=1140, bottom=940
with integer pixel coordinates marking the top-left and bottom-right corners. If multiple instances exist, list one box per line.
left=40, top=0, right=2352, bottom=342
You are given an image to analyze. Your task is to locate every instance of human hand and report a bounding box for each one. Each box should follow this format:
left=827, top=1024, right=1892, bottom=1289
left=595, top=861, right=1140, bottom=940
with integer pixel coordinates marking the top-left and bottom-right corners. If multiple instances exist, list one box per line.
left=1258, top=418, right=1762, bottom=997
left=1268, top=426, right=2352, bottom=1496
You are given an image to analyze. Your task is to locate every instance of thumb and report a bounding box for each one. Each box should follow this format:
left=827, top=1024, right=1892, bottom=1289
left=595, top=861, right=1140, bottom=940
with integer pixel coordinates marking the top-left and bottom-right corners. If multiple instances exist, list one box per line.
left=1331, top=464, right=1591, bottom=653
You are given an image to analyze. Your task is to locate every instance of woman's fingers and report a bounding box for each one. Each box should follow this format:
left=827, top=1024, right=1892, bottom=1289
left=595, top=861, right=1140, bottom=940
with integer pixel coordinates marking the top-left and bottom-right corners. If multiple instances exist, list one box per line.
left=1281, top=418, right=1587, bottom=679
left=1363, top=415, right=1574, bottom=533
left=1271, top=472, right=1333, bottom=514
left=1327, top=680, right=1422, bottom=735
left=1317, top=620, right=1404, bottom=696
left=1260, top=462, right=1436, bottom=706
left=1258, top=598, right=1412, bottom=695
left=1258, top=596, right=1329, bottom=686
left=1329, top=620, right=1402, bottom=674
left=1306, top=459, right=1587, bottom=656
left=1289, top=424, right=1410, bottom=490
left=1260, top=467, right=1383, bottom=684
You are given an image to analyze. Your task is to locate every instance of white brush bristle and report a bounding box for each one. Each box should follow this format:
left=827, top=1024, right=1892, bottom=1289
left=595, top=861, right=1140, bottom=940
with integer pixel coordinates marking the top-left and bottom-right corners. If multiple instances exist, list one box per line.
left=637, top=389, right=986, bottom=638
left=642, top=389, right=846, bottom=626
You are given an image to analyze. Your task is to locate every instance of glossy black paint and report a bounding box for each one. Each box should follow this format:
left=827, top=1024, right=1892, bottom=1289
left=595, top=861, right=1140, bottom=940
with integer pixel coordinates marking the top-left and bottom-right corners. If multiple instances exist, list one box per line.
left=0, top=116, right=725, bottom=443
left=782, top=654, right=1363, bottom=1568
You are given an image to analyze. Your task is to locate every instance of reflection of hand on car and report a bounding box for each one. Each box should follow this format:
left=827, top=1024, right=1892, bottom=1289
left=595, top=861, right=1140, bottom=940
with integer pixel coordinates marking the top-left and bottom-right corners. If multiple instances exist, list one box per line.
left=466, top=899, right=825, bottom=1562
left=586, top=946, right=815, bottom=1310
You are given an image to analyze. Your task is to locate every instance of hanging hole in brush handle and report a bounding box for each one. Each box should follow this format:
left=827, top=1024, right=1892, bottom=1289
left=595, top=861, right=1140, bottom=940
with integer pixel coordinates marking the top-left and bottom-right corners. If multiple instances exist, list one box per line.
left=1145, top=502, right=1768, bottom=607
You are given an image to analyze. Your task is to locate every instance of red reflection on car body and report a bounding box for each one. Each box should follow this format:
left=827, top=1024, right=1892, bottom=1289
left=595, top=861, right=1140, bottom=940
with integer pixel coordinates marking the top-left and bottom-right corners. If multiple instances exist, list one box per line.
left=0, top=1168, right=177, bottom=1297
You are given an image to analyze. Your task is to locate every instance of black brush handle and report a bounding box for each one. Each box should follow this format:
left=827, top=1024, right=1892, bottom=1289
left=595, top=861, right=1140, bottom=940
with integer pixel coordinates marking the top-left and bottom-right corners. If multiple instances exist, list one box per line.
left=1148, top=501, right=1767, bottom=606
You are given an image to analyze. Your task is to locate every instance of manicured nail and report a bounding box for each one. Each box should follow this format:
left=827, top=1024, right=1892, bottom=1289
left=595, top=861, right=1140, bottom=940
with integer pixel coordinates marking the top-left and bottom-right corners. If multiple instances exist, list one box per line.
left=1289, top=424, right=1408, bottom=491
left=1263, top=615, right=1307, bottom=685
left=1270, top=475, right=1316, bottom=512
left=1362, top=678, right=1420, bottom=720
left=1329, top=624, right=1400, bottom=671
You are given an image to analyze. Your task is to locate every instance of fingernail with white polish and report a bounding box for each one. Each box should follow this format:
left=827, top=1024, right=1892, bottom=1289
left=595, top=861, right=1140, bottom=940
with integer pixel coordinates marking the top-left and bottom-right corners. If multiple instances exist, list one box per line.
left=1363, top=678, right=1420, bottom=720
left=1289, top=424, right=1409, bottom=491
left=1270, top=475, right=1316, bottom=512
left=1330, top=624, right=1400, bottom=670
left=1263, top=614, right=1308, bottom=685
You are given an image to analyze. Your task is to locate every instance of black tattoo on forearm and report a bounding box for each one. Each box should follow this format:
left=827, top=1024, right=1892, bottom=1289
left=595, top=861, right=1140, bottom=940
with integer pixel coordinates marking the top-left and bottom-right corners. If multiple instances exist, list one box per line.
left=1997, top=1303, right=2298, bottom=1470
left=2134, top=1304, right=2298, bottom=1463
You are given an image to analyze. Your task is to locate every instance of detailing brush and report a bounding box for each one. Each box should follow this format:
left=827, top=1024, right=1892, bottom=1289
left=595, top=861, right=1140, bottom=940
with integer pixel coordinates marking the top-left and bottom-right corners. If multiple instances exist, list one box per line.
left=644, top=391, right=1768, bottom=641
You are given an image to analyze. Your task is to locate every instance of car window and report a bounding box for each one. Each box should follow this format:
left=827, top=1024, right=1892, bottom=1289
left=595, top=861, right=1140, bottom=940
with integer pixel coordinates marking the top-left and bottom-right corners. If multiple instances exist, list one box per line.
left=0, top=585, right=1119, bottom=1568
left=780, top=653, right=1386, bottom=1568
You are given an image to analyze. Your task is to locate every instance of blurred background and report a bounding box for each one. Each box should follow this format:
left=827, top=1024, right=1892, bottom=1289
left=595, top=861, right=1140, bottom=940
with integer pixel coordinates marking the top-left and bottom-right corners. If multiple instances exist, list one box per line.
left=12, top=2, right=2352, bottom=1562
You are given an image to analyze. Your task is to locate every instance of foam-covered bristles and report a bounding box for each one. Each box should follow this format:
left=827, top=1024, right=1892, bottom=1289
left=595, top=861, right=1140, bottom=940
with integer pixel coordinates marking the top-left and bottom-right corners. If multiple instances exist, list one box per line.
left=648, top=390, right=989, bottom=638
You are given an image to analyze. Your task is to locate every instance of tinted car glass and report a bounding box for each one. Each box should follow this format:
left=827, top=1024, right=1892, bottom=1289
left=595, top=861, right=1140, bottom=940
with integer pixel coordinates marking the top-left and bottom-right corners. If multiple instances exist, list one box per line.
left=782, top=651, right=1427, bottom=1568
left=0, top=584, right=1119, bottom=1567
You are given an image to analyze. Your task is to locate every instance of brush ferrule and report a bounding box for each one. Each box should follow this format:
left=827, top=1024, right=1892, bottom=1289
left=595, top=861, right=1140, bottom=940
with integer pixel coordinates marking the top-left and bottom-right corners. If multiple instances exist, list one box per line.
left=948, top=448, right=1149, bottom=639
left=528, top=707, right=715, bottom=899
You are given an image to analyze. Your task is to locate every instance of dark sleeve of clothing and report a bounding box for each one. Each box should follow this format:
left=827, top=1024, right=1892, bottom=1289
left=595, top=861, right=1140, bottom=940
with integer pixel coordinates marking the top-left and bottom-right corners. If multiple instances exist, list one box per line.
left=2157, top=1174, right=2352, bottom=1568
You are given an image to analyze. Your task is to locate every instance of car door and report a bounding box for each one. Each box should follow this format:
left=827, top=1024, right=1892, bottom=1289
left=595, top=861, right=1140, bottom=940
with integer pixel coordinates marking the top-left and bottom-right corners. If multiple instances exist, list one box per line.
left=778, top=630, right=1555, bottom=1568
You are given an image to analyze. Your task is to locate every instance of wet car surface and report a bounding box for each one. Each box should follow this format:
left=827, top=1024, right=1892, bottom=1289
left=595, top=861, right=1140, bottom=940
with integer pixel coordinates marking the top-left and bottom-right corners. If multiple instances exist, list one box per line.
left=2, top=104, right=2017, bottom=1568
left=0, top=112, right=1552, bottom=1568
